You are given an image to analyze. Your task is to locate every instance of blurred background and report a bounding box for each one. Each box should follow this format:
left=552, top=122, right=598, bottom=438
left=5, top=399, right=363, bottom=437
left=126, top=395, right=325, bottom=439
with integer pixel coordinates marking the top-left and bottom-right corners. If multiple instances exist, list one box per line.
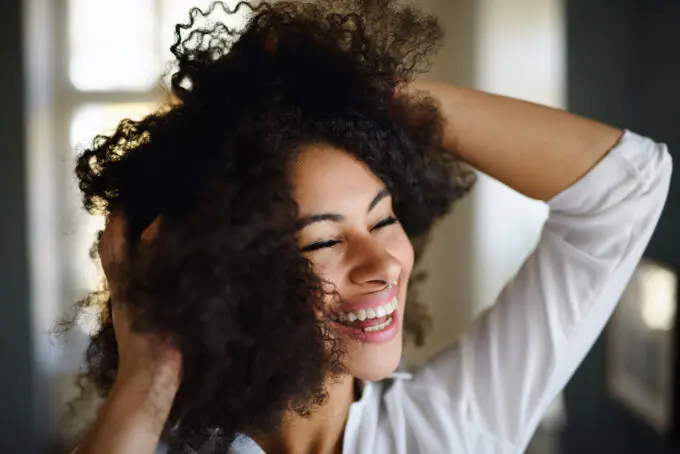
left=1, top=0, right=678, bottom=453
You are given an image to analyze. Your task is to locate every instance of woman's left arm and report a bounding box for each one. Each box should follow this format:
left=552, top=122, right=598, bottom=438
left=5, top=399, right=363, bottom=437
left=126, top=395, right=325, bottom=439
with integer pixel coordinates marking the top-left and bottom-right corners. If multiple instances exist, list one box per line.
left=401, top=81, right=673, bottom=453
left=404, top=80, right=623, bottom=200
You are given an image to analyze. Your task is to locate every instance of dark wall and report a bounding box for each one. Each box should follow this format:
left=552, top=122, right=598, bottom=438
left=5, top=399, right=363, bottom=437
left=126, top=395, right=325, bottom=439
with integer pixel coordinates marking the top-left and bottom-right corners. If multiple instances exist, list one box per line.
left=633, top=0, right=680, bottom=262
left=0, top=0, right=51, bottom=452
left=563, top=0, right=680, bottom=453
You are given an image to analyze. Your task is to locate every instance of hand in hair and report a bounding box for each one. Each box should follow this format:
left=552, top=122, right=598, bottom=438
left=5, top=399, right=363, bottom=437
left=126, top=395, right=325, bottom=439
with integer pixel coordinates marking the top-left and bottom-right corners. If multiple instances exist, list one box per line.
left=76, top=213, right=181, bottom=454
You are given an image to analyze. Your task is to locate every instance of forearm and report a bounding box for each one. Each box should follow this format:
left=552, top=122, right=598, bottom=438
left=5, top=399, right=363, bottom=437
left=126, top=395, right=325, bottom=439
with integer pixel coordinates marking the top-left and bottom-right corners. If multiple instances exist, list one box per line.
left=407, top=80, right=623, bottom=200
left=77, top=374, right=177, bottom=454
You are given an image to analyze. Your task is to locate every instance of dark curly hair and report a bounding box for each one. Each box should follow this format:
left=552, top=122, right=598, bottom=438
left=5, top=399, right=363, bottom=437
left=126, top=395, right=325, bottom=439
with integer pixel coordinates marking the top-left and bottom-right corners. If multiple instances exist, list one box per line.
left=67, top=0, right=475, bottom=451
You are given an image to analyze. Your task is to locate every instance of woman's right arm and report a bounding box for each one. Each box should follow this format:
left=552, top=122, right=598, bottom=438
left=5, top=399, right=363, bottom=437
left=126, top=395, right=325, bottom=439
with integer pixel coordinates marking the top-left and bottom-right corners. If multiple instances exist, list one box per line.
left=76, top=370, right=178, bottom=454
left=76, top=214, right=182, bottom=454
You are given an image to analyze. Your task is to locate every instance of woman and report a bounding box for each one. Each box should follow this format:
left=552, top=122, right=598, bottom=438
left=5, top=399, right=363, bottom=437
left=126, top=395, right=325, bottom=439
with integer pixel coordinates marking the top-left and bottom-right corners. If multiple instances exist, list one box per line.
left=71, top=1, right=672, bottom=453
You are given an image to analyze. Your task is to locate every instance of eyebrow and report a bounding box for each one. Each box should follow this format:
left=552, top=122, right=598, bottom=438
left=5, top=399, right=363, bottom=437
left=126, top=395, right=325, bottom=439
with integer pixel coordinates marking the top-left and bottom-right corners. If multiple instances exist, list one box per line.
left=296, top=188, right=391, bottom=230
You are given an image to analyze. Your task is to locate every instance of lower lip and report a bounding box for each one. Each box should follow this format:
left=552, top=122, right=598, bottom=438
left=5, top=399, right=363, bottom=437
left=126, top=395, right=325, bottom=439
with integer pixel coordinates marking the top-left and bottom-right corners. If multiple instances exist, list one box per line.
left=328, top=308, right=400, bottom=344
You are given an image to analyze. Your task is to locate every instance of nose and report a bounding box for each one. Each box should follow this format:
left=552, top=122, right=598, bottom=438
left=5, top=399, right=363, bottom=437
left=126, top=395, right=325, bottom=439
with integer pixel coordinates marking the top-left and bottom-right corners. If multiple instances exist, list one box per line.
left=347, top=236, right=402, bottom=290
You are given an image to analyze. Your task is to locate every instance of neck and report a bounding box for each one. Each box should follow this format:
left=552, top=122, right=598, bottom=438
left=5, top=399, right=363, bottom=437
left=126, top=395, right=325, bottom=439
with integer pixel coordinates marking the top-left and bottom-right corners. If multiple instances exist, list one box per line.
left=251, top=374, right=357, bottom=454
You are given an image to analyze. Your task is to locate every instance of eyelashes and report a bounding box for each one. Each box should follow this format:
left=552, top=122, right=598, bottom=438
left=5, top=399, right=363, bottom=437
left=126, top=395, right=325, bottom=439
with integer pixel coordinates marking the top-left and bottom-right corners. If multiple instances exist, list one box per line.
left=372, top=216, right=398, bottom=230
left=301, top=239, right=341, bottom=252
left=301, top=216, right=399, bottom=252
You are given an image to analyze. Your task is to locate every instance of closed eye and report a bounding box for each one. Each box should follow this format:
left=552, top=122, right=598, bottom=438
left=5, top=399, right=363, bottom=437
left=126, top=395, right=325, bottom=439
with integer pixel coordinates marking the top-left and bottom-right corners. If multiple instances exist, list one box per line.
left=301, top=239, right=340, bottom=252
left=301, top=217, right=398, bottom=252
left=371, top=216, right=398, bottom=231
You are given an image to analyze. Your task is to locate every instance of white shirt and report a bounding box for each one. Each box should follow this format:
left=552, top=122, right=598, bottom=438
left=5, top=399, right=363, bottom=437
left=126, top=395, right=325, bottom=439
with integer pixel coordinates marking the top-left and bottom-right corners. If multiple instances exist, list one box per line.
left=228, top=130, right=673, bottom=454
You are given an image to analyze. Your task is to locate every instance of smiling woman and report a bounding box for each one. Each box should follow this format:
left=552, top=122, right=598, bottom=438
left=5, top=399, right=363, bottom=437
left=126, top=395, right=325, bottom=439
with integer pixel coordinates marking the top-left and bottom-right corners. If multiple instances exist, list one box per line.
left=66, top=0, right=672, bottom=453
left=67, top=1, right=472, bottom=452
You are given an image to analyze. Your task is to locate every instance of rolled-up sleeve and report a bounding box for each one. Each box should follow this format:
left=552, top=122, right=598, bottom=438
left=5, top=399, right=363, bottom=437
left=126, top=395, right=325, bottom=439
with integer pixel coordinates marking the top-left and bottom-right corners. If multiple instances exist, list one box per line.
left=410, top=130, right=673, bottom=453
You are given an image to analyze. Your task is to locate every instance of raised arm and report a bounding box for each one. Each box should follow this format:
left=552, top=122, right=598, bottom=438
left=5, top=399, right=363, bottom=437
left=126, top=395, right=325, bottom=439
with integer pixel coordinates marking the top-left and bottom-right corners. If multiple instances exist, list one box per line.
left=402, top=81, right=672, bottom=453
left=403, top=80, right=623, bottom=200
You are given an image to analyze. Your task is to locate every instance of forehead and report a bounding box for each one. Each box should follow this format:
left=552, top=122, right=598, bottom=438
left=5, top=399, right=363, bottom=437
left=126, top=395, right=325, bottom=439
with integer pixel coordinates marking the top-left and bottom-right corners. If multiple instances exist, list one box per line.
left=290, top=143, right=384, bottom=212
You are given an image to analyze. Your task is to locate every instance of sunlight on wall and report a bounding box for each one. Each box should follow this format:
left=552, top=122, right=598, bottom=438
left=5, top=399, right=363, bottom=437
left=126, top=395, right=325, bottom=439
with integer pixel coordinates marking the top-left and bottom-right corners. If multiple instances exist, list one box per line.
left=472, top=0, right=563, bottom=313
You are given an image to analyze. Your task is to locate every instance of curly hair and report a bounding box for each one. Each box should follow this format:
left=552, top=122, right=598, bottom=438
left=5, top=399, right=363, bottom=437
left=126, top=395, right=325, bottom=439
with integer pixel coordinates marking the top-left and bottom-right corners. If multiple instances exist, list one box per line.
left=67, top=0, right=475, bottom=451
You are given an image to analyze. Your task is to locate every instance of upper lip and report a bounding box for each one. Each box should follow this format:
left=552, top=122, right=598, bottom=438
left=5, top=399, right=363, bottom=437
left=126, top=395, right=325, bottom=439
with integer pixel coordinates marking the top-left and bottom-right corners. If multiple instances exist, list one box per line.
left=330, top=284, right=399, bottom=315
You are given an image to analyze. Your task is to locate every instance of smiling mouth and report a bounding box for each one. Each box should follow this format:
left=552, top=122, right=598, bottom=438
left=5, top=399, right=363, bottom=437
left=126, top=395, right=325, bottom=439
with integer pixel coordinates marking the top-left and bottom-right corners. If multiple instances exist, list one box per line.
left=328, top=296, right=398, bottom=332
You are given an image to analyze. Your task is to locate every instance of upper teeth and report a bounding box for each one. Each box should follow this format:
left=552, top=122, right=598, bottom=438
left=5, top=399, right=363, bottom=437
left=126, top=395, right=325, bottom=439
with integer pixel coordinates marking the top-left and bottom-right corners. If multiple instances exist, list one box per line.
left=334, top=297, right=398, bottom=322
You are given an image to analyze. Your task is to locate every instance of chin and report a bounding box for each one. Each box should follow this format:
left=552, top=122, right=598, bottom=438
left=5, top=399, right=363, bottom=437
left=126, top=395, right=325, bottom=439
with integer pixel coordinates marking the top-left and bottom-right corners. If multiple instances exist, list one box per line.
left=345, top=336, right=403, bottom=382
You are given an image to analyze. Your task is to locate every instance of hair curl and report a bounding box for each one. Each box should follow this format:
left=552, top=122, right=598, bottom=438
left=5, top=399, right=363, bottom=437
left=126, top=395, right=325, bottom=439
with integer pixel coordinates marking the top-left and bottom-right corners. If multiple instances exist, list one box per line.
left=68, top=0, right=475, bottom=451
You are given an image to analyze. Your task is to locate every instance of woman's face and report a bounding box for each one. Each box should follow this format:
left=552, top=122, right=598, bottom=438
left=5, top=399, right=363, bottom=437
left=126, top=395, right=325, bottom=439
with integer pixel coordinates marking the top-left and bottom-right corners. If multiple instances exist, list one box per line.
left=291, top=143, right=414, bottom=381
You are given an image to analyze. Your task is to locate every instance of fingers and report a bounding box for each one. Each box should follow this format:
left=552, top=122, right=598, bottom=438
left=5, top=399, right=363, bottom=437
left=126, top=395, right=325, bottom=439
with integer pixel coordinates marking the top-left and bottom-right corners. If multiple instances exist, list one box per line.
left=100, top=210, right=128, bottom=262
left=100, top=211, right=162, bottom=264
left=99, top=208, right=162, bottom=302
left=98, top=210, right=128, bottom=285
left=141, top=216, right=163, bottom=244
